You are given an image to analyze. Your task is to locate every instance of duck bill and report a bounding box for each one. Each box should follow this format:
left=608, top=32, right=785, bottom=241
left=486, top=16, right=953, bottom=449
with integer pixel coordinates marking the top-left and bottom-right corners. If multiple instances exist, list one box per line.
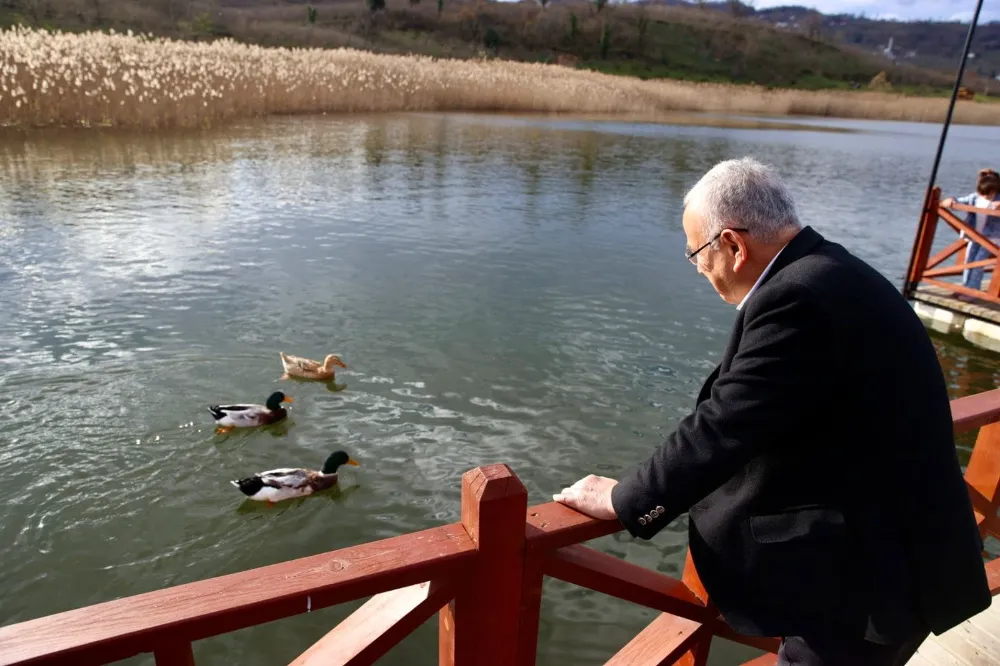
left=334, top=359, right=347, bottom=368
left=282, top=396, right=294, bottom=403
left=346, top=459, right=360, bottom=466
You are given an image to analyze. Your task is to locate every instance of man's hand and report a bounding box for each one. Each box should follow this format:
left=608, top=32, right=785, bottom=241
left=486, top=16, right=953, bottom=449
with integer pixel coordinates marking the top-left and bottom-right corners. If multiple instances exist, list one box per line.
left=553, top=474, right=619, bottom=521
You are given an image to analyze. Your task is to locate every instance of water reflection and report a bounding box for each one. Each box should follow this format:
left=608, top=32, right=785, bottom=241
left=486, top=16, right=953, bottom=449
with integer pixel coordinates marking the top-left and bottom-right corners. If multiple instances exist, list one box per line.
left=0, top=113, right=998, bottom=666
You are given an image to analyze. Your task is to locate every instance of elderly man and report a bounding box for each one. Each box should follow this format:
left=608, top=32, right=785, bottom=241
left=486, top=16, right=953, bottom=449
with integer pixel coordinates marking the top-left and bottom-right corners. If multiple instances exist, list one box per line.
left=554, top=157, right=990, bottom=665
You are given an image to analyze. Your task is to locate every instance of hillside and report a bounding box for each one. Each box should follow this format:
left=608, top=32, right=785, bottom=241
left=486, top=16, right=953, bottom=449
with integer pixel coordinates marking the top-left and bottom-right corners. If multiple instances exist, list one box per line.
left=672, top=2, right=1000, bottom=91
left=0, top=0, right=961, bottom=94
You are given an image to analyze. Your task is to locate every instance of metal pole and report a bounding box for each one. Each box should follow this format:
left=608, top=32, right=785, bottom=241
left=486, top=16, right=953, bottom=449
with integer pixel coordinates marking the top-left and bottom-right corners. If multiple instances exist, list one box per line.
left=901, top=0, right=985, bottom=297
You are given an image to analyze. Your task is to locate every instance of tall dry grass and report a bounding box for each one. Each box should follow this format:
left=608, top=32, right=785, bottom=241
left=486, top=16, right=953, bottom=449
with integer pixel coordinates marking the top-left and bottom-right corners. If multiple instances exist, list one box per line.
left=1, top=26, right=996, bottom=129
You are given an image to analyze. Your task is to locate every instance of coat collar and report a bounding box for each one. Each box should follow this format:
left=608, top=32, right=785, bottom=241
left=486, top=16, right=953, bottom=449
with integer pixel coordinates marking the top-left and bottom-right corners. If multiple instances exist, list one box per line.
left=747, top=225, right=823, bottom=295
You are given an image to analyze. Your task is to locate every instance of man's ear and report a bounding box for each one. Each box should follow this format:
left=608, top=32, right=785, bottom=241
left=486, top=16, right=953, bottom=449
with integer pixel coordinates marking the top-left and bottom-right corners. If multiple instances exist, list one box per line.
left=722, top=229, right=749, bottom=271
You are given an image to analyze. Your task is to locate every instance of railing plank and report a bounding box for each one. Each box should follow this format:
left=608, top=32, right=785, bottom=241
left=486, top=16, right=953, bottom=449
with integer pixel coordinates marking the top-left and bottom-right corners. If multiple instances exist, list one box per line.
left=741, top=655, right=778, bottom=666
left=543, top=545, right=710, bottom=620
left=926, top=238, right=968, bottom=271
left=922, top=259, right=996, bottom=279
left=921, top=277, right=1000, bottom=306
left=543, top=544, right=780, bottom=653
left=525, top=502, right=623, bottom=553
left=603, top=613, right=707, bottom=666
left=937, top=208, right=1000, bottom=257
left=288, top=580, right=454, bottom=666
left=0, top=524, right=474, bottom=666
left=953, top=389, right=1000, bottom=433
left=946, top=202, right=1000, bottom=219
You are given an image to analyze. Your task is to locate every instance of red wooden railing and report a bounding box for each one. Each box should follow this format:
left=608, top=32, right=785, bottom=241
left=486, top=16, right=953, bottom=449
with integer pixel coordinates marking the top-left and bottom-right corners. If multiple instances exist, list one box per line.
left=906, top=186, right=1000, bottom=303
left=3, top=388, right=1000, bottom=666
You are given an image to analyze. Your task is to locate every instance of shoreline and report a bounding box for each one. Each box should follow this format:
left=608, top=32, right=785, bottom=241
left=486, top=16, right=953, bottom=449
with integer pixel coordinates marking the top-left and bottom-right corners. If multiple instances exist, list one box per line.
left=0, top=109, right=862, bottom=135
left=2, top=26, right=998, bottom=130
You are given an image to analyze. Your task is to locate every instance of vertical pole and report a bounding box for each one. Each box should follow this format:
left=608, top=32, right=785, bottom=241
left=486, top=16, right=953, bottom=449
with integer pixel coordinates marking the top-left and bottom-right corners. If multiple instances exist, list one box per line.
left=902, top=0, right=985, bottom=297
left=439, top=464, right=528, bottom=666
left=154, top=642, right=195, bottom=666
left=907, top=187, right=941, bottom=290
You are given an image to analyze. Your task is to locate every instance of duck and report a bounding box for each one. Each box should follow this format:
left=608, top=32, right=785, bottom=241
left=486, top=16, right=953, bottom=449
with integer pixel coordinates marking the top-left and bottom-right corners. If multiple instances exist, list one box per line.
left=230, top=450, right=360, bottom=504
left=279, top=352, right=347, bottom=381
left=208, top=391, right=292, bottom=435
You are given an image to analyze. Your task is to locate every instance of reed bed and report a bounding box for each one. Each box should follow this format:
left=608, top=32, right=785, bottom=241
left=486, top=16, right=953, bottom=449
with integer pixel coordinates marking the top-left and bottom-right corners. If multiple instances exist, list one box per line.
left=1, top=26, right=996, bottom=129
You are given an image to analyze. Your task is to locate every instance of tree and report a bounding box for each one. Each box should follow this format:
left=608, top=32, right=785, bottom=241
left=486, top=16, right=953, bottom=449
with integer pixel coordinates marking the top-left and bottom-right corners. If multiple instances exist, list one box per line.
left=637, top=11, right=648, bottom=51
left=804, top=14, right=822, bottom=40
left=599, top=21, right=610, bottom=59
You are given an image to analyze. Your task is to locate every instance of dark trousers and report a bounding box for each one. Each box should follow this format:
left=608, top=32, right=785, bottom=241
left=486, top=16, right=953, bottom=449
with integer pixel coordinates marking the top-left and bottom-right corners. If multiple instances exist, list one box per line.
left=777, top=632, right=929, bottom=666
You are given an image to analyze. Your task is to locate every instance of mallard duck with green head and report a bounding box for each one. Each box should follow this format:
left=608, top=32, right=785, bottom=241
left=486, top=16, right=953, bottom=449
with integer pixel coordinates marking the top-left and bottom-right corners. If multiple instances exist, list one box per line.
left=208, top=391, right=293, bottom=435
left=230, top=451, right=360, bottom=504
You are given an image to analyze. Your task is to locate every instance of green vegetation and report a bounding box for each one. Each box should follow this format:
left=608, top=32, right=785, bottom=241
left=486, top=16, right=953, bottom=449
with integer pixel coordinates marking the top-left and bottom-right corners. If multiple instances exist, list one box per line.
left=0, top=0, right=967, bottom=95
left=750, top=4, right=1000, bottom=92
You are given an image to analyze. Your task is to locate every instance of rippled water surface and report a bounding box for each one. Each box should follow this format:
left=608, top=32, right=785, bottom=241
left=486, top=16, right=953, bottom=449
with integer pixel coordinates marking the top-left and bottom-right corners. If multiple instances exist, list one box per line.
left=2, top=113, right=1000, bottom=665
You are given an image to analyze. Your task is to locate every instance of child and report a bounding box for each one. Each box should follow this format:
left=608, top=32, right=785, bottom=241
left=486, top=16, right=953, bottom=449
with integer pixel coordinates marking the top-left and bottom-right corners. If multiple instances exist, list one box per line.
left=941, top=168, right=1000, bottom=293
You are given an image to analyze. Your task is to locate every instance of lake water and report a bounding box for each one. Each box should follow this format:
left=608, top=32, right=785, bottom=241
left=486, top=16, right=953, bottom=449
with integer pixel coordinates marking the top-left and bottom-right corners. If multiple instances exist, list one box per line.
left=1, top=113, right=999, bottom=666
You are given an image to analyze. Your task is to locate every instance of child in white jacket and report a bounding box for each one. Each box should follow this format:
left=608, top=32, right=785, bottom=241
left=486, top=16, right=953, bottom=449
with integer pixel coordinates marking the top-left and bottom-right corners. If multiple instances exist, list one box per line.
left=941, top=168, right=1000, bottom=293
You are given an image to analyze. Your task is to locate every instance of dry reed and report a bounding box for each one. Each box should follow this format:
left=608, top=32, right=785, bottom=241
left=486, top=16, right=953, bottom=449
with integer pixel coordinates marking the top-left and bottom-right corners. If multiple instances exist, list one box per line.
left=1, top=26, right=996, bottom=129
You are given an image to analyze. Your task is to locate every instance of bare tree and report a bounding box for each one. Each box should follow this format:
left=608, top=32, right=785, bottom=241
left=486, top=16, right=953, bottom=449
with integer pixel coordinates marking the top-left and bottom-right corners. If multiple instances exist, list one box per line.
left=804, top=14, right=822, bottom=40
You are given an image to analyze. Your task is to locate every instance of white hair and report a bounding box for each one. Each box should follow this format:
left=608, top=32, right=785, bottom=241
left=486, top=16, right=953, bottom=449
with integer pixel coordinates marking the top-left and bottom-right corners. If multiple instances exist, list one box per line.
left=682, top=157, right=801, bottom=244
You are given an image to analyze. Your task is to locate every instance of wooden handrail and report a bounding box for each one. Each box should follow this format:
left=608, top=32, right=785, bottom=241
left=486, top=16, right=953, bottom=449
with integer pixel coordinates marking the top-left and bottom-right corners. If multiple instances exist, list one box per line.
left=953, top=387, right=1000, bottom=432
left=946, top=201, right=1000, bottom=219
left=2, top=389, right=1000, bottom=666
left=0, top=524, right=475, bottom=666
left=525, top=501, right=622, bottom=552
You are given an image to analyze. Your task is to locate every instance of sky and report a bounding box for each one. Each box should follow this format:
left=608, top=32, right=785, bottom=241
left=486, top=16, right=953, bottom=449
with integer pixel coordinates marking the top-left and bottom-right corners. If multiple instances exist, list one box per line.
left=748, top=0, right=1000, bottom=23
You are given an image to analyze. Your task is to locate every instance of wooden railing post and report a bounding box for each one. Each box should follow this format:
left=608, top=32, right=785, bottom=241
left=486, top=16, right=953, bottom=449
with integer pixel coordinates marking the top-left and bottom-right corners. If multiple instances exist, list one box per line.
left=988, top=254, right=1000, bottom=299
left=439, top=464, right=528, bottom=666
left=965, top=422, right=1000, bottom=539
left=678, top=549, right=712, bottom=666
left=154, top=642, right=195, bottom=666
left=907, top=186, right=941, bottom=292
left=515, top=550, right=545, bottom=666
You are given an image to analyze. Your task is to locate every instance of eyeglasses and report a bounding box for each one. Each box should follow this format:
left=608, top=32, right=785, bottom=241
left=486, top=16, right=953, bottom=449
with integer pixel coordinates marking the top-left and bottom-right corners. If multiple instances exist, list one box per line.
left=686, top=228, right=748, bottom=264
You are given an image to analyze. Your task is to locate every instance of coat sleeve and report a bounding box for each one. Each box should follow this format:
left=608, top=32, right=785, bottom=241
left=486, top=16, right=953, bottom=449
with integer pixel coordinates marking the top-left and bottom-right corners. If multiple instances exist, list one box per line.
left=610, top=280, right=834, bottom=539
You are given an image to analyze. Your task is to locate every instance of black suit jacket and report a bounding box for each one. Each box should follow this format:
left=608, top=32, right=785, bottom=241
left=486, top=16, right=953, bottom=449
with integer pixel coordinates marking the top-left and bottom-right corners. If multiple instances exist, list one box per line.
left=611, top=226, right=991, bottom=642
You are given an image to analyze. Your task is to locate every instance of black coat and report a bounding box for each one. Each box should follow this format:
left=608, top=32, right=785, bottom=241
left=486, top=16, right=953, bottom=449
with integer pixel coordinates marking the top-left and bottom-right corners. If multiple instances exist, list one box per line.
left=610, top=226, right=990, bottom=642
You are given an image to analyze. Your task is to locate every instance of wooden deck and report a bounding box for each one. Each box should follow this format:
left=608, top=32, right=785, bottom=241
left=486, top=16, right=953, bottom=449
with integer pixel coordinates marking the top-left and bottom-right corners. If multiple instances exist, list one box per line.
left=908, top=595, right=1000, bottom=666
left=912, top=284, right=1000, bottom=326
